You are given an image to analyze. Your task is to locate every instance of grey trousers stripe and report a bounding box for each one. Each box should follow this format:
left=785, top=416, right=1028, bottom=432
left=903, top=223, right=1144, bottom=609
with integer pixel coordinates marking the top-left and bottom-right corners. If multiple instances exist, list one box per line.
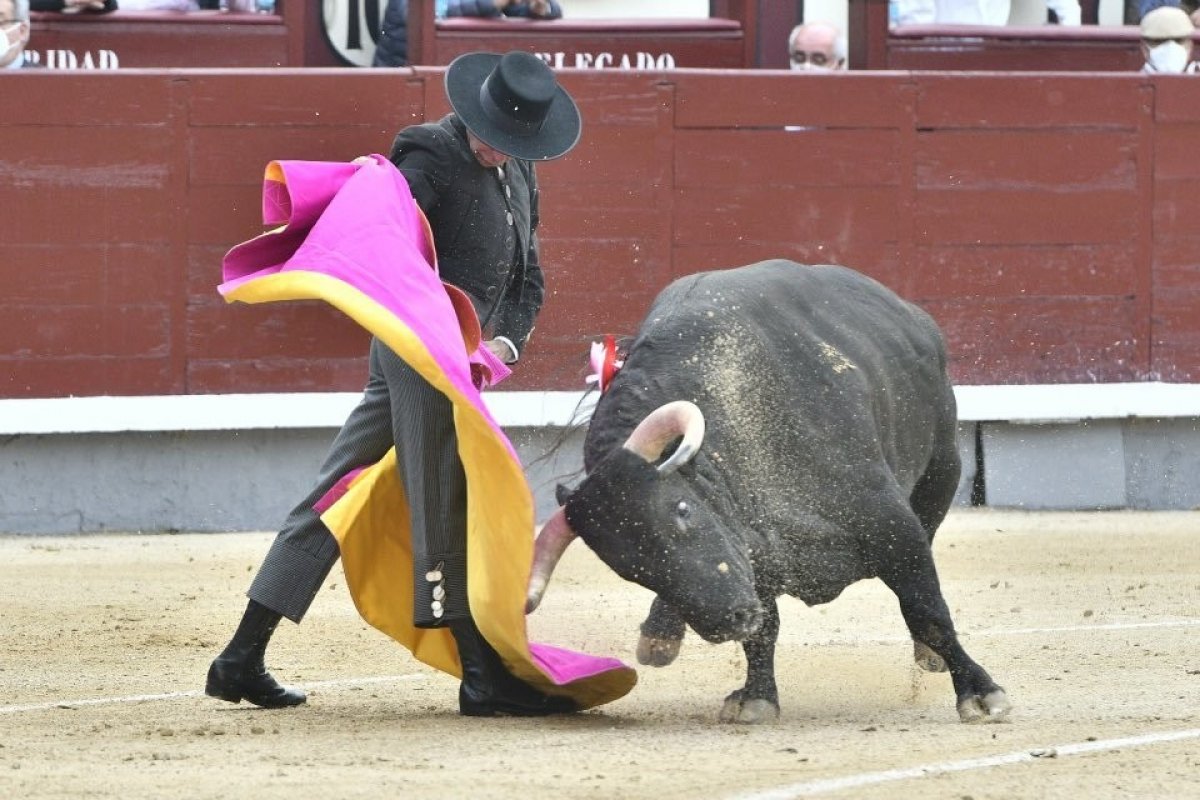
left=248, top=337, right=470, bottom=626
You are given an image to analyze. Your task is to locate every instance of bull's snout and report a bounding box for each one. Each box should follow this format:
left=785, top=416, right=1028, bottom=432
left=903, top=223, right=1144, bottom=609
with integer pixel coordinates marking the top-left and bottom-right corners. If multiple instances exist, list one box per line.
left=695, top=603, right=763, bottom=643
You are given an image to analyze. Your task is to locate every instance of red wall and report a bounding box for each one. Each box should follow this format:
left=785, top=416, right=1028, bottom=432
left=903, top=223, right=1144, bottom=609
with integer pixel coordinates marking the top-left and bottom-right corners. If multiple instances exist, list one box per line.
left=3, top=69, right=1198, bottom=398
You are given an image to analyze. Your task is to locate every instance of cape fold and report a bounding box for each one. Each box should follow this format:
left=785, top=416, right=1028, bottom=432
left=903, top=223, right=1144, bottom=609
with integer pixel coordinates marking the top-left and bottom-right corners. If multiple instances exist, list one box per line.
left=217, top=155, right=636, bottom=710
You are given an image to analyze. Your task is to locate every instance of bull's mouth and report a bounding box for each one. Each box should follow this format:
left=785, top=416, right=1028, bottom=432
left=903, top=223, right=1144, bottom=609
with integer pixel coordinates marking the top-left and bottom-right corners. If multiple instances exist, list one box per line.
left=691, top=603, right=764, bottom=644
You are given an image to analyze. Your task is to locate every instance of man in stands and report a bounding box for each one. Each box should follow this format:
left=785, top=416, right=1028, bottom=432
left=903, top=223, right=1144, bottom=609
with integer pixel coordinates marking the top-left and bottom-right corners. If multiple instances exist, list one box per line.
left=1140, top=5, right=1198, bottom=72
left=787, top=21, right=847, bottom=72
left=1, top=0, right=37, bottom=68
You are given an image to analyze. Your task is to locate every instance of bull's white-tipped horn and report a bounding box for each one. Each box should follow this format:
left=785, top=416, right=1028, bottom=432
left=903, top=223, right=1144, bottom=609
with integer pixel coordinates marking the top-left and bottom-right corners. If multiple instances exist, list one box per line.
left=526, top=506, right=577, bottom=613
left=623, top=400, right=706, bottom=474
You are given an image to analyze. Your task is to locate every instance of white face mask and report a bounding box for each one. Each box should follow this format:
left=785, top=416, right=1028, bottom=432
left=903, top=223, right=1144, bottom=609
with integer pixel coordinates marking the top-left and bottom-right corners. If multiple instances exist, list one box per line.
left=1148, top=40, right=1189, bottom=73
left=0, top=23, right=20, bottom=64
left=790, top=60, right=836, bottom=73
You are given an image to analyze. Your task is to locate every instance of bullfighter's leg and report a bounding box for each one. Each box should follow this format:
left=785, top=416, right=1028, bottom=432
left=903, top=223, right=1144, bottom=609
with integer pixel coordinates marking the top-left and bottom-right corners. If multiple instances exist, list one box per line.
left=718, top=596, right=780, bottom=724
left=872, top=508, right=1011, bottom=723
left=637, top=596, right=686, bottom=667
left=208, top=337, right=397, bottom=707
left=906, top=425, right=961, bottom=673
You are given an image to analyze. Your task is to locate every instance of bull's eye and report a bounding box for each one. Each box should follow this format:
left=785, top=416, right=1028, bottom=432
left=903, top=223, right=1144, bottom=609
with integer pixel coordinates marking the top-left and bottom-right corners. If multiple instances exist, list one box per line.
left=676, top=500, right=690, bottom=518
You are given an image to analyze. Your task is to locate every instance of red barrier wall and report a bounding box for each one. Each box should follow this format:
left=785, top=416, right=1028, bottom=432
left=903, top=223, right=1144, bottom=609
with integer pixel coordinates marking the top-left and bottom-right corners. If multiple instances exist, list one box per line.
left=3, top=69, right=1198, bottom=398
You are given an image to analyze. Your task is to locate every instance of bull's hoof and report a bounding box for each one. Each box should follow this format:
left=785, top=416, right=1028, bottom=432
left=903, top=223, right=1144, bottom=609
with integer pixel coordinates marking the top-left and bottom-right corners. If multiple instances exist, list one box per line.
left=913, top=640, right=947, bottom=673
left=718, top=690, right=780, bottom=724
left=636, top=634, right=682, bottom=667
left=957, top=689, right=1012, bottom=724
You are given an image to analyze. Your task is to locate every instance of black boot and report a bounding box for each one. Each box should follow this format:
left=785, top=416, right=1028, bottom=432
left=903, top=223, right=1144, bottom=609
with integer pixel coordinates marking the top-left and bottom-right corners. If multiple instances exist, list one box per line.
left=205, top=600, right=306, bottom=708
left=448, top=618, right=578, bottom=717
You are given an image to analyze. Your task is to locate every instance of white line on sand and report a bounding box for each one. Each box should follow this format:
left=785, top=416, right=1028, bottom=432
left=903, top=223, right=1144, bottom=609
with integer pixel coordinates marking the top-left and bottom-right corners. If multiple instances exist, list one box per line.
left=807, top=618, right=1200, bottom=647
left=3, top=619, right=1194, bottom=715
left=0, top=673, right=425, bottom=715
left=726, top=727, right=1200, bottom=800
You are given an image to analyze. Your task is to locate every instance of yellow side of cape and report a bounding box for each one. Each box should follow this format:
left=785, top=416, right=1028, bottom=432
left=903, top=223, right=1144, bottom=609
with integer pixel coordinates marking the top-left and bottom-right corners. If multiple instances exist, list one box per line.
left=224, top=271, right=636, bottom=709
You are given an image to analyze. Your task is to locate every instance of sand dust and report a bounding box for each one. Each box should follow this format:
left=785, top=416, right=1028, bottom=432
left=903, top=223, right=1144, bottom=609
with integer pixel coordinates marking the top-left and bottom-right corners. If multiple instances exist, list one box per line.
left=1, top=509, right=1197, bottom=799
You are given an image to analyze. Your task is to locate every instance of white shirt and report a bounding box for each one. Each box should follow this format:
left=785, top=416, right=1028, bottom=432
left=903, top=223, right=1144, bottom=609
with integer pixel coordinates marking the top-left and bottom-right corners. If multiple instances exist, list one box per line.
left=933, top=0, right=1082, bottom=25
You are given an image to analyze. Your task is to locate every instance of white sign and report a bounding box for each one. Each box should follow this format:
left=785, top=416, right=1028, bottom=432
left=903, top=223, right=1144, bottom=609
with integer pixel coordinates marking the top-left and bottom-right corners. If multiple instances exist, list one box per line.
left=322, top=0, right=386, bottom=67
left=25, top=49, right=119, bottom=69
left=537, top=51, right=676, bottom=69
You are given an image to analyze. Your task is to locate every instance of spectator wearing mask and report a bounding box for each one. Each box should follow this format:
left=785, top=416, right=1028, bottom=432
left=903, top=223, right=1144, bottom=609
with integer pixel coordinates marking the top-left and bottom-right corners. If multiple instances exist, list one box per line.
left=1, top=0, right=37, bottom=68
left=787, top=21, right=847, bottom=72
left=1141, top=5, right=1197, bottom=72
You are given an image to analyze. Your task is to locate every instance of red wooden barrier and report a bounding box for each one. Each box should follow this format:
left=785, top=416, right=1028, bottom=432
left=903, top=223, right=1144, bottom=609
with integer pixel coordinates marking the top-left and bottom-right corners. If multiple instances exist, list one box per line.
left=2, top=69, right=1198, bottom=398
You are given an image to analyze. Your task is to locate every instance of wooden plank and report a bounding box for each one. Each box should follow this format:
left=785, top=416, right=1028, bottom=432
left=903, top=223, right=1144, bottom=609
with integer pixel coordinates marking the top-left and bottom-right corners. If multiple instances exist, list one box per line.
left=187, top=358, right=369, bottom=395
left=560, top=73, right=685, bottom=128
left=0, top=357, right=175, bottom=398
left=0, top=74, right=172, bottom=126
left=916, top=75, right=1146, bottom=130
left=187, top=303, right=366, bottom=361
left=1151, top=181, right=1200, bottom=241
left=673, top=186, right=901, bottom=245
left=675, top=129, right=902, bottom=188
left=187, top=71, right=422, bottom=127
left=926, top=296, right=1144, bottom=384
left=0, top=305, right=169, bottom=359
left=537, top=125, right=670, bottom=187
left=909, top=245, right=1139, bottom=299
left=186, top=185, right=273, bottom=246
left=913, top=189, right=1138, bottom=245
left=1153, top=123, right=1200, bottom=180
left=670, top=244, right=904, bottom=292
left=674, top=73, right=911, bottom=129
left=187, top=244, right=234, bottom=303
left=1151, top=77, right=1200, bottom=123
left=540, top=239, right=672, bottom=294
left=916, top=130, right=1138, bottom=190
left=188, top=126, right=401, bottom=186
left=1150, top=240, right=1200, bottom=380
left=0, top=126, right=173, bottom=190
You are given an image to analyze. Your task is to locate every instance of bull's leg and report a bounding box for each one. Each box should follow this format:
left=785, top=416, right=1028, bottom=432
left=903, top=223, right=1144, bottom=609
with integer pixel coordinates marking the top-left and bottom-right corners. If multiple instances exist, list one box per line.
left=875, top=518, right=1011, bottom=723
left=907, top=431, right=960, bottom=674
left=637, top=596, right=686, bottom=667
left=718, top=597, right=780, bottom=724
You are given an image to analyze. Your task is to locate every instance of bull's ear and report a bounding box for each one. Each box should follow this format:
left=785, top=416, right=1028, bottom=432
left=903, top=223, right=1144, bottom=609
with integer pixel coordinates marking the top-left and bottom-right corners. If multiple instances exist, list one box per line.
left=554, top=483, right=573, bottom=506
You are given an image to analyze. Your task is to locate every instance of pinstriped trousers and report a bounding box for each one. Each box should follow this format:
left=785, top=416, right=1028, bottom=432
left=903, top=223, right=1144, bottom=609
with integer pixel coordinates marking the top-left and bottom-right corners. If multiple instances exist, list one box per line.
left=248, top=337, right=469, bottom=627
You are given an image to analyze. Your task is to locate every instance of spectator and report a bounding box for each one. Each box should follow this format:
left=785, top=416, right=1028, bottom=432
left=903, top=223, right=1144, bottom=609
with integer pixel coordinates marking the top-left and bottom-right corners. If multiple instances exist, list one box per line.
left=206, top=51, right=585, bottom=717
left=1138, top=0, right=1200, bottom=22
left=373, top=0, right=410, bottom=67
left=30, top=0, right=116, bottom=13
left=446, top=0, right=562, bottom=20
left=373, top=0, right=557, bottom=69
left=932, top=0, right=1081, bottom=25
left=891, top=0, right=936, bottom=24
left=1, top=0, right=38, bottom=68
left=1140, top=5, right=1197, bottom=72
left=787, top=21, right=847, bottom=72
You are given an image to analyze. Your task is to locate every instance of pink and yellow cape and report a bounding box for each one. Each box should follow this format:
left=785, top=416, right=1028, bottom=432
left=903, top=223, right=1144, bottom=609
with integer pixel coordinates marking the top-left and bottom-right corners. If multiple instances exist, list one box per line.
left=218, top=155, right=636, bottom=710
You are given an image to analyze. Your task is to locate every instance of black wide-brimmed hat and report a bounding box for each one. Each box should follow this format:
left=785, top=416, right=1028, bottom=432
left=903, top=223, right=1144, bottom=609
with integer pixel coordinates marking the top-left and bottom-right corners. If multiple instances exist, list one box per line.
left=445, top=50, right=581, bottom=162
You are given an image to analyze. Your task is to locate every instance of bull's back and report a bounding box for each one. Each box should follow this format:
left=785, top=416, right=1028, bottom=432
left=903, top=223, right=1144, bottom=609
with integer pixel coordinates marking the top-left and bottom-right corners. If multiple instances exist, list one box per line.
left=609, top=260, right=954, bottom=496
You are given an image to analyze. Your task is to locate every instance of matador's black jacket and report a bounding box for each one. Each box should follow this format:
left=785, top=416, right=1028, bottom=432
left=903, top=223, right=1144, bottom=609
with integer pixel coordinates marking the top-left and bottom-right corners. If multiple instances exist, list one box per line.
left=388, top=114, right=544, bottom=354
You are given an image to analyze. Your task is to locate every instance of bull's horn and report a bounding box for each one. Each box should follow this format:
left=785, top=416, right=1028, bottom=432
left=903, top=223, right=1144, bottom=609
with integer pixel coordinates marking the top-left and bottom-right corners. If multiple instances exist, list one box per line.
left=623, top=400, right=706, bottom=474
left=526, top=506, right=577, bottom=613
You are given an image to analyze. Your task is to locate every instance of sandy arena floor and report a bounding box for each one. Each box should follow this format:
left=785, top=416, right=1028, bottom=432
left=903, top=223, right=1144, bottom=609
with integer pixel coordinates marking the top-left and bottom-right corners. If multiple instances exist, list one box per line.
left=0, top=509, right=1197, bottom=800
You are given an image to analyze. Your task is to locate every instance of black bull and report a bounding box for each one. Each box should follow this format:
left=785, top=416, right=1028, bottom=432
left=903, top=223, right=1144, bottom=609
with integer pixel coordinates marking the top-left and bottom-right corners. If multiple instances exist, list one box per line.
left=527, top=260, right=1011, bottom=724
